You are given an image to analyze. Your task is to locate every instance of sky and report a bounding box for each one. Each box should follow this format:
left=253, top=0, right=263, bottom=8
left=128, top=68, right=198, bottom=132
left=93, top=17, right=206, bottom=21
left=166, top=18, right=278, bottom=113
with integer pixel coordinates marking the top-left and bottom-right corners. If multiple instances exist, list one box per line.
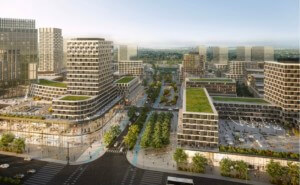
left=1, top=0, right=299, bottom=48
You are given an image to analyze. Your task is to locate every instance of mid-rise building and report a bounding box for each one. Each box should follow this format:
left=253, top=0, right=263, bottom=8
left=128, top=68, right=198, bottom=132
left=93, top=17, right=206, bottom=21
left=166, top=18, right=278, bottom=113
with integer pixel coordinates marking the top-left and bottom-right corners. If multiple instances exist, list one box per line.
left=118, top=60, right=143, bottom=78
left=225, top=61, right=259, bottom=83
left=38, top=28, right=63, bottom=74
left=52, top=38, right=118, bottom=120
left=0, top=18, right=38, bottom=85
left=118, top=45, right=138, bottom=61
left=212, top=47, right=228, bottom=64
left=180, top=53, right=205, bottom=81
left=185, top=78, right=236, bottom=96
left=115, top=76, right=141, bottom=103
left=264, top=59, right=300, bottom=125
left=236, top=46, right=251, bottom=61
left=247, top=74, right=264, bottom=98
left=251, top=46, right=274, bottom=61
left=177, top=88, right=219, bottom=149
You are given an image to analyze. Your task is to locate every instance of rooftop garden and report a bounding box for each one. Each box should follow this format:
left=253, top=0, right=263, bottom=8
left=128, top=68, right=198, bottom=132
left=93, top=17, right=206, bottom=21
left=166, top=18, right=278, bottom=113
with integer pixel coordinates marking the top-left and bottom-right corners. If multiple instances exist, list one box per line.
left=186, top=88, right=213, bottom=113
left=60, top=96, right=91, bottom=101
left=189, top=78, right=234, bottom=83
left=212, top=96, right=269, bottom=104
left=37, top=79, right=67, bottom=88
left=116, top=76, right=135, bottom=84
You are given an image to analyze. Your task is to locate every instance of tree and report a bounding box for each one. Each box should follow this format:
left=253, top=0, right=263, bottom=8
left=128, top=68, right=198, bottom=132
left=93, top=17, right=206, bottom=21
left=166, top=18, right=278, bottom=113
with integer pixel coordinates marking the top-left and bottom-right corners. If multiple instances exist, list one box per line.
left=173, top=148, right=188, bottom=165
left=11, top=138, right=25, bottom=153
left=287, top=162, right=300, bottom=185
left=123, top=125, right=139, bottom=149
left=234, top=160, right=248, bottom=179
left=111, top=125, right=121, bottom=137
left=266, top=160, right=286, bottom=184
left=0, top=133, right=15, bottom=147
left=152, top=121, right=162, bottom=148
left=220, top=158, right=233, bottom=176
left=103, top=131, right=114, bottom=146
left=128, top=106, right=137, bottom=120
left=192, top=153, right=208, bottom=173
left=103, top=125, right=121, bottom=146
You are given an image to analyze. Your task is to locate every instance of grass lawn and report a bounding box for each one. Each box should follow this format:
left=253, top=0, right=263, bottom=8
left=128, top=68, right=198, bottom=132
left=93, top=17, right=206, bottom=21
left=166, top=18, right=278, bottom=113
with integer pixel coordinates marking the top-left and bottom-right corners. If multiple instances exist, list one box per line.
left=189, top=78, right=234, bottom=83
left=212, top=96, right=269, bottom=104
left=116, top=76, right=135, bottom=84
left=186, top=88, right=213, bottom=113
left=60, top=95, right=91, bottom=101
left=38, top=79, right=67, bottom=88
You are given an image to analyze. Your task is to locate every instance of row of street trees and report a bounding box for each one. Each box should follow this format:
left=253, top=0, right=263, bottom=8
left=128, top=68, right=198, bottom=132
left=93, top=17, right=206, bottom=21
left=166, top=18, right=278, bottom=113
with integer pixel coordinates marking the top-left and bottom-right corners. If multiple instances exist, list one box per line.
left=123, top=107, right=149, bottom=149
left=173, top=148, right=208, bottom=173
left=266, top=160, right=299, bottom=185
left=103, top=125, right=121, bottom=146
left=0, top=133, right=25, bottom=153
left=146, top=81, right=162, bottom=103
left=140, top=112, right=173, bottom=149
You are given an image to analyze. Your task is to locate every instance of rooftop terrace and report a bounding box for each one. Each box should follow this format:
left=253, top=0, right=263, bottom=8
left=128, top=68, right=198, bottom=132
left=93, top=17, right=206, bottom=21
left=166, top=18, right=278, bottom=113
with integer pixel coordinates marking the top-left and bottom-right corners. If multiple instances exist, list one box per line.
left=37, top=79, right=67, bottom=88
left=212, top=96, right=270, bottom=104
left=189, top=78, right=235, bottom=83
left=116, top=76, right=135, bottom=84
left=186, top=88, right=213, bottom=113
left=60, top=96, right=91, bottom=101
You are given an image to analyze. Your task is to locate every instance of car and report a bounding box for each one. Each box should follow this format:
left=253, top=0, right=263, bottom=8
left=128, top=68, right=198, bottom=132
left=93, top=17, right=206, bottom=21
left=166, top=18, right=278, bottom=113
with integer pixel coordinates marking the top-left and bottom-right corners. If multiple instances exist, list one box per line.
left=14, top=173, right=25, bottom=179
left=114, top=141, right=119, bottom=147
left=24, top=157, right=32, bottom=161
left=27, top=169, right=36, bottom=174
left=0, top=164, right=9, bottom=168
left=168, top=108, right=173, bottom=111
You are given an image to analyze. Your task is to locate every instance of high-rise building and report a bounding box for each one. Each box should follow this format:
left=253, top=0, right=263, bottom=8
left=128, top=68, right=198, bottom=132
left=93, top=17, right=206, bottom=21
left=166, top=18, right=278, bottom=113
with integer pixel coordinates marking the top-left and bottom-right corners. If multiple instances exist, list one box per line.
left=0, top=18, right=38, bottom=85
left=118, top=45, right=138, bottom=61
left=225, top=61, right=259, bottom=83
left=38, top=28, right=63, bottom=74
left=0, top=49, right=20, bottom=85
left=251, top=46, right=274, bottom=61
left=118, top=60, right=143, bottom=78
left=212, top=46, right=228, bottom=64
left=198, top=45, right=207, bottom=61
left=264, top=59, right=300, bottom=124
left=52, top=38, right=118, bottom=120
left=181, top=53, right=205, bottom=81
left=236, top=46, right=251, bottom=61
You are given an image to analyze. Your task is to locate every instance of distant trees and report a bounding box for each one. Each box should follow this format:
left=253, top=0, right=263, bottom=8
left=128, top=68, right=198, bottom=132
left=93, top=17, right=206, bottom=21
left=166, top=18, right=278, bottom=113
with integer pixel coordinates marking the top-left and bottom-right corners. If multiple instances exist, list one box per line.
left=0, top=133, right=25, bottom=153
left=266, top=160, right=300, bottom=185
left=103, top=125, right=121, bottom=146
left=140, top=112, right=172, bottom=149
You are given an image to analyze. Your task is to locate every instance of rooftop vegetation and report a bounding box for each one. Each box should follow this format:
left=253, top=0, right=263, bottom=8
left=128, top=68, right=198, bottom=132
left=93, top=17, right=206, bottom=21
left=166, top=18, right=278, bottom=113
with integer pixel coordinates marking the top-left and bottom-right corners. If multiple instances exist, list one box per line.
left=186, top=88, right=213, bottom=113
left=37, top=79, right=67, bottom=88
left=213, top=96, right=269, bottom=104
left=60, top=96, right=91, bottom=101
left=116, top=76, right=135, bottom=84
left=189, top=78, right=234, bottom=83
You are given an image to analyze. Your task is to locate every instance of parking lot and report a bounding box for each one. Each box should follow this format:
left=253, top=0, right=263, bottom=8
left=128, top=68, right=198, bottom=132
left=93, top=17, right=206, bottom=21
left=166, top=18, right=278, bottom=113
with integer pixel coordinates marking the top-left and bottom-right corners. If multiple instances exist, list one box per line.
left=0, top=154, right=48, bottom=182
left=219, top=118, right=299, bottom=153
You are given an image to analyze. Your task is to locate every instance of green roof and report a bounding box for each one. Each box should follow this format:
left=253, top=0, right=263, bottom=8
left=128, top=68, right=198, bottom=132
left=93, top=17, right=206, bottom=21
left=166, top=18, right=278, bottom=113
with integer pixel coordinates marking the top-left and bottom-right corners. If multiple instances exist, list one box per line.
left=212, top=96, right=270, bottom=104
left=186, top=88, right=213, bottom=113
left=37, top=79, right=67, bottom=88
left=116, top=76, right=135, bottom=84
left=60, top=96, right=91, bottom=101
left=189, top=78, right=234, bottom=83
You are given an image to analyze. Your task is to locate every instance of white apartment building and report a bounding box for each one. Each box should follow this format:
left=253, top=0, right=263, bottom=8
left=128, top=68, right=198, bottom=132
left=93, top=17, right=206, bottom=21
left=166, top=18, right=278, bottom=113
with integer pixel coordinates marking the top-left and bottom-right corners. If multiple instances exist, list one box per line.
left=118, top=60, right=144, bottom=78
left=38, top=28, right=63, bottom=74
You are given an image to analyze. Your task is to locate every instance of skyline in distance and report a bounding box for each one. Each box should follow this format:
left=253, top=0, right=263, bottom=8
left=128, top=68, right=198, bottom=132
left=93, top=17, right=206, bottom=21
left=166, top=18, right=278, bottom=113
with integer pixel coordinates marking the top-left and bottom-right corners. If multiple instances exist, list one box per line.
left=1, top=0, right=299, bottom=48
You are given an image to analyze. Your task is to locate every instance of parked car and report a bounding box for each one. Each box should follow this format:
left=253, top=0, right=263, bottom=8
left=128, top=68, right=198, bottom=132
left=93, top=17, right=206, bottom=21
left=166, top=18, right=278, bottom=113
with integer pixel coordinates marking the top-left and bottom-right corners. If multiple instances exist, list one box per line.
left=14, top=173, right=25, bottom=179
left=27, top=169, right=36, bottom=174
left=0, top=164, right=9, bottom=168
left=24, top=157, right=32, bottom=161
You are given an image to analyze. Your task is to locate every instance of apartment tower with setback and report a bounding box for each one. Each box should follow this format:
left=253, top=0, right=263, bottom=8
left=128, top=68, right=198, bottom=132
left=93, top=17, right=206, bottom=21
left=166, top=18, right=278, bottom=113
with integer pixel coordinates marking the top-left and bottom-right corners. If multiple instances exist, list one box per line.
left=38, top=28, right=63, bottom=74
left=212, top=47, right=228, bottom=64
left=52, top=38, right=118, bottom=120
left=0, top=18, right=38, bottom=86
left=236, top=46, right=251, bottom=61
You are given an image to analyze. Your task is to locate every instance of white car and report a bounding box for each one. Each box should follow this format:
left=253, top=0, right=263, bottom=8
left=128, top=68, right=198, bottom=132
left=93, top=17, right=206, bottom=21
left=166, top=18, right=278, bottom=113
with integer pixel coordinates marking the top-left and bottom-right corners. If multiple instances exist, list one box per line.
left=27, top=169, right=36, bottom=174
left=14, top=173, right=25, bottom=179
left=0, top=164, right=9, bottom=168
left=24, top=157, right=32, bottom=161
left=114, top=141, right=119, bottom=147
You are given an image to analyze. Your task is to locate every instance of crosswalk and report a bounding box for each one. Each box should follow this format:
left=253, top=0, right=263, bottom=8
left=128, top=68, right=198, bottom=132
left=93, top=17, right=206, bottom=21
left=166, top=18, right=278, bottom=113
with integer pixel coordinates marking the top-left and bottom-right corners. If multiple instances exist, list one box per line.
left=121, top=166, right=137, bottom=185
left=106, top=148, right=126, bottom=154
left=24, top=163, right=65, bottom=185
left=63, top=165, right=89, bottom=185
left=139, top=171, right=164, bottom=185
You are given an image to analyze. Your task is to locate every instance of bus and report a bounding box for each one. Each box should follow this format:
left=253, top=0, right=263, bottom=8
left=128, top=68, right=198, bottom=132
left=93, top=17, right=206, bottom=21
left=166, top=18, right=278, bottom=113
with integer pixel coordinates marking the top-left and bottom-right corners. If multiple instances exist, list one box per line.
left=166, top=176, right=194, bottom=185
